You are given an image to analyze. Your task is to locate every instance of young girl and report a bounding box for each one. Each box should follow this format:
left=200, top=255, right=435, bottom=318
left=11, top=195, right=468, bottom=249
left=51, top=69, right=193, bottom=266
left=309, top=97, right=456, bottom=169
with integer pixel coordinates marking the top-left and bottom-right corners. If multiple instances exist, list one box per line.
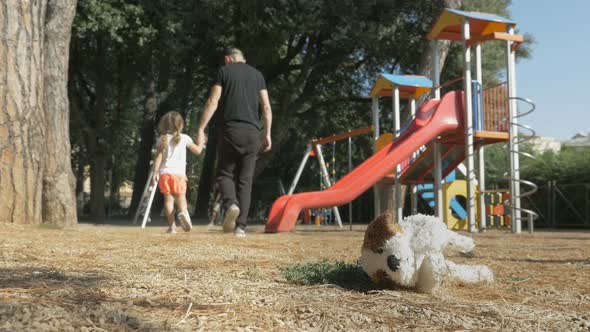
left=152, top=112, right=202, bottom=233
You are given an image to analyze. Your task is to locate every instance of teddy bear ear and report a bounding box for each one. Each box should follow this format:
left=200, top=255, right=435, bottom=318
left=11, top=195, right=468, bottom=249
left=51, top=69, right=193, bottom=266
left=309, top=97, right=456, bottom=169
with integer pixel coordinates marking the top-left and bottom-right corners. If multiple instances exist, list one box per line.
left=362, top=211, right=403, bottom=253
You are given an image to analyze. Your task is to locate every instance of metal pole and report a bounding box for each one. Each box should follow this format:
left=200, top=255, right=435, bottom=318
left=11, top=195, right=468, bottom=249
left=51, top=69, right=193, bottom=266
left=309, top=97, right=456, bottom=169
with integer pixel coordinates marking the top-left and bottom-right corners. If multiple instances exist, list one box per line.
left=348, top=136, right=353, bottom=230
left=507, top=25, right=522, bottom=233
left=552, top=181, right=556, bottom=227
left=475, top=43, right=485, bottom=232
left=372, top=96, right=381, bottom=218
left=410, top=97, right=418, bottom=215
left=133, top=167, right=153, bottom=224
left=141, top=181, right=158, bottom=229
left=393, top=85, right=402, bottom=222
left=287, top=144, right=313, bottom=194
left=432, top=39, right=441, bottom=99
left=316, top=144, right=343, bottom=227
left=462, top=19, right=477, bottom=233
left=434, top=141, right=443, bottom=218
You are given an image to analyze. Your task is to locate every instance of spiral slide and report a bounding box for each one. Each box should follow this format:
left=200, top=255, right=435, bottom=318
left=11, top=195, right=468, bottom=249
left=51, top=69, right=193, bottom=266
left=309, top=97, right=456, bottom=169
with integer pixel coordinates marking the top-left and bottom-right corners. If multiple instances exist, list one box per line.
left=265, top=91, right=465, bottom=233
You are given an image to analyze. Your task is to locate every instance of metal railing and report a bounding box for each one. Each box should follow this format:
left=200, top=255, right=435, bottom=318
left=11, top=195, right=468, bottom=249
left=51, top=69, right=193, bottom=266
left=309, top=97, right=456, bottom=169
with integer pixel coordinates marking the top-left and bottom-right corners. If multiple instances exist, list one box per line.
left=504, top=96, right=539, bottom=232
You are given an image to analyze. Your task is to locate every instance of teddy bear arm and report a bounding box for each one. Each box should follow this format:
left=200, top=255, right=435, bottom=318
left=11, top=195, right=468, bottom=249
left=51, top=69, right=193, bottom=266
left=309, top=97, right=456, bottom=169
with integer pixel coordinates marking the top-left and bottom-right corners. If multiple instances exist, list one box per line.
left=415, top=253, right=446, bottom=293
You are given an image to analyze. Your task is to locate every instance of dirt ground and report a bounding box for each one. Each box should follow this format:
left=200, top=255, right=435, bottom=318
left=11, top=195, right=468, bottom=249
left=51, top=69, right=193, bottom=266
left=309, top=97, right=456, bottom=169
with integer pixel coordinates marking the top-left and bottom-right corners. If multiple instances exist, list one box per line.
left=0, top=221, right=589, bottom=331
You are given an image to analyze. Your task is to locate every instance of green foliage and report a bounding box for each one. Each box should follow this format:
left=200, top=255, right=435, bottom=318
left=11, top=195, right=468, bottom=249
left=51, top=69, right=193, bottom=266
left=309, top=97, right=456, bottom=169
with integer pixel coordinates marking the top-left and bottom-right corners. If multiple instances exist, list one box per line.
left=74, top=0, right=156, bottom=45
left=522, top=147, right=590, bottom=185
left=280, top=260, right=371, bottom=289
left=484, top=143, right=510, bottom=188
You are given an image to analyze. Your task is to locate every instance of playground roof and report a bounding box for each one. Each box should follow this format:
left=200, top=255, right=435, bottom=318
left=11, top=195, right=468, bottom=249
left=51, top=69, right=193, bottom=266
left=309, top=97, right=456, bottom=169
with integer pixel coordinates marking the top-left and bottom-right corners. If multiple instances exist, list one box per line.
left=427, top=8, right=517, bottom=42
left=369, top=74, right=432, bottom=99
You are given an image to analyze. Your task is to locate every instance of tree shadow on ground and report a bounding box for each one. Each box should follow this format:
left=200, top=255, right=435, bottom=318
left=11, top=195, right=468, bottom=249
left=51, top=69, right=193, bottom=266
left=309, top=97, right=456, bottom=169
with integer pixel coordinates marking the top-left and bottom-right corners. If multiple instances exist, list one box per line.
left=0, top=267, right=105, bottom=290
left=0, top=267, right=172, bottom=331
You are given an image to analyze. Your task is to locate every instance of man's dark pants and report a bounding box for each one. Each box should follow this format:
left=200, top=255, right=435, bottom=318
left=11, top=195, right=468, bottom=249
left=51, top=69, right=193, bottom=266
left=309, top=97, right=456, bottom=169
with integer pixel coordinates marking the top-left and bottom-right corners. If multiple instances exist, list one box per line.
left=217, top=125, right=260, bottom=230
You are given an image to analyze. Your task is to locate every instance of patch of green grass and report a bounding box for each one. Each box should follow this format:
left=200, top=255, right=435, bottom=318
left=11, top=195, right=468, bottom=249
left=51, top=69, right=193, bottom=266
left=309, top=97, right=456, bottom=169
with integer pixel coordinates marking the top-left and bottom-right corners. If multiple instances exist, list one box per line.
left=280, top=260, right=373, bottom=291
left=38, top=224, right=62, bottom=230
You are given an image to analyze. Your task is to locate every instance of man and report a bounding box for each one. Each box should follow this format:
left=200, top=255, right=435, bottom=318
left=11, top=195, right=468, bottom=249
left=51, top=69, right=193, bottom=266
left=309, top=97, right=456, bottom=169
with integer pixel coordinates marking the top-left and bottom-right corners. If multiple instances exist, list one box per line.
left=196, top=48, right=272, bottom=237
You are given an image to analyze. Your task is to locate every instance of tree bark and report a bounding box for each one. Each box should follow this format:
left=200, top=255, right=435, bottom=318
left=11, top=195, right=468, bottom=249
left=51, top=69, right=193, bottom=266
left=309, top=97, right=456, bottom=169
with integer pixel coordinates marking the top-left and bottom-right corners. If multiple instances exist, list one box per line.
left=129, top=81, right=158, bottom=216
left=193, top=126, right=218, bottom=218
left=0, top=0, right=47, bottom=224
left=42, top=0, right=78, bottom=226
left=88, top=38, right=107, bottom=223
left=0, top=0, right=77, bottom=225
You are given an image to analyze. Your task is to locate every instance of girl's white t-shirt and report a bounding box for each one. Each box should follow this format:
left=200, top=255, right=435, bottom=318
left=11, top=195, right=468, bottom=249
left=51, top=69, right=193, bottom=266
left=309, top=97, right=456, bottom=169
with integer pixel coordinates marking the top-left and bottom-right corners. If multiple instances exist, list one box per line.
left=159, top=134, right=193, bottom=177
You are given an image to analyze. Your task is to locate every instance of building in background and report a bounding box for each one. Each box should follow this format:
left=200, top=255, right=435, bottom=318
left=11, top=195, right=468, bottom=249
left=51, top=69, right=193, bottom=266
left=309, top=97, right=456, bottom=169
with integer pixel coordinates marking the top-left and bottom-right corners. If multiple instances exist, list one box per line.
left=562, top=133, right=590, bottom=151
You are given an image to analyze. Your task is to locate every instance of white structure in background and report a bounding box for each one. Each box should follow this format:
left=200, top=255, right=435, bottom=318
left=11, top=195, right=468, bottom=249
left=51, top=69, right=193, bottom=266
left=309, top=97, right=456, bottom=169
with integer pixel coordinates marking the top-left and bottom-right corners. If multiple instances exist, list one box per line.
left=563, top=133, right=590, bottom=151
left=527, top=135, right=562, bottom=153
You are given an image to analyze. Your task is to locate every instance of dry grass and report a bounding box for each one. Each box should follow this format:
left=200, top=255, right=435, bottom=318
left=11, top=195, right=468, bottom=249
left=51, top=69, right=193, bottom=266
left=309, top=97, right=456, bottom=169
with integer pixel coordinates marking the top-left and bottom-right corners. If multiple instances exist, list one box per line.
left=0, top=222, right=589, bottom=331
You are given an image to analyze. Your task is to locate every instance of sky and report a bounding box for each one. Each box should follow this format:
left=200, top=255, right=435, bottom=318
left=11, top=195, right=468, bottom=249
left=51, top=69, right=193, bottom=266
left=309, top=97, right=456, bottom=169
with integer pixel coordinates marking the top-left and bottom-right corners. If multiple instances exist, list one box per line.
left=510, top=0, right=590, bottom=140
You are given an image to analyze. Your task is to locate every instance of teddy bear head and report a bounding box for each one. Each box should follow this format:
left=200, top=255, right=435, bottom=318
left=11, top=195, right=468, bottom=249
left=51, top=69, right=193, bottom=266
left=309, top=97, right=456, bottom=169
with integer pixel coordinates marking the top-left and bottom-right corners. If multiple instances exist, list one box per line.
left=360, top=212, right=416, bottom=287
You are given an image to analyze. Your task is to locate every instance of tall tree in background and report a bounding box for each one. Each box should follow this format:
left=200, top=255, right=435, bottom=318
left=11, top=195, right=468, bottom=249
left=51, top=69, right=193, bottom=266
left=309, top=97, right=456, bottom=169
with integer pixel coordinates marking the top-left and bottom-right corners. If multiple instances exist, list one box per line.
left=0, top=0, right=78, bottom=225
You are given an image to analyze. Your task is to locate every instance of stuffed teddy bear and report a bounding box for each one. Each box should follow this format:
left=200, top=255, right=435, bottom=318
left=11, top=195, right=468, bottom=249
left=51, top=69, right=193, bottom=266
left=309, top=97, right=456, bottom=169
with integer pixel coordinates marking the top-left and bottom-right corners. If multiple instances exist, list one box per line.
left=360, top=212, right=493, bottom=293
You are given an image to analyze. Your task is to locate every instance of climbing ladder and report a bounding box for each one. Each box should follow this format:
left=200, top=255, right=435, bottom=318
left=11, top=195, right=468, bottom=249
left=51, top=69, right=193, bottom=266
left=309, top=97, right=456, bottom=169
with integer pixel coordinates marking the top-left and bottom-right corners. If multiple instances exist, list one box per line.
left=132, top=167, right=158, bottom=228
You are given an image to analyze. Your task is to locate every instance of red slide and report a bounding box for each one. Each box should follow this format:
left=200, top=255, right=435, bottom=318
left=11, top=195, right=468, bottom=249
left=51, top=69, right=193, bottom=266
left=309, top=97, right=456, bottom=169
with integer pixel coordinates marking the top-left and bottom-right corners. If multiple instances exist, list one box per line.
left=265, top=91, right=465, bottom=233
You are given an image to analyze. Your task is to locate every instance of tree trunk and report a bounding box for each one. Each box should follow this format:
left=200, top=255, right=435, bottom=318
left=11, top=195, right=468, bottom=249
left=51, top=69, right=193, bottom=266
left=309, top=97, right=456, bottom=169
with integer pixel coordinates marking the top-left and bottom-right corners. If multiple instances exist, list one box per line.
left=0, top=0, right=47, bottom=224
left=42, top=0, right=78, bottom=226
left=89, top=38, right=107, bottom=223
left=193, top=127, right=218, bottom=218
left=0, top=0, right=77, bottom=225
left=128, top=81, right=158, bottom=216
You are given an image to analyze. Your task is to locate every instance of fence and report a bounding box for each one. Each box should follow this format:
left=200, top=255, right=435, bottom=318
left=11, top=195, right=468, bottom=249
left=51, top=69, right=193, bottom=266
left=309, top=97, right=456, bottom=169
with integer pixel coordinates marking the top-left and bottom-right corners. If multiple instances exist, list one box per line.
left=523, top=182, right=590, bottom=229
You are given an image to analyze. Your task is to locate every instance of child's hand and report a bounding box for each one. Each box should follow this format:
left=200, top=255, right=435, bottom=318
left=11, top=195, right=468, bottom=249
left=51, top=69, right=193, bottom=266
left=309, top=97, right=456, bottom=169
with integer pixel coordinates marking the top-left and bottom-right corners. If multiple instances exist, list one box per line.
left=188, top=142, right=203, bottom=156
left=151, top=173, right=159, bottom=187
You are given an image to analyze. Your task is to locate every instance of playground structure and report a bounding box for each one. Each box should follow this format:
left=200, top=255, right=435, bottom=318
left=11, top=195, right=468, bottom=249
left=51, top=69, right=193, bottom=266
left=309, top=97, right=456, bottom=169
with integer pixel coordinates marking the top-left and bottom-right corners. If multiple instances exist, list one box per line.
left=266, top=8, right=536, bottom=233
left=286, top=126, right=375, bottom=228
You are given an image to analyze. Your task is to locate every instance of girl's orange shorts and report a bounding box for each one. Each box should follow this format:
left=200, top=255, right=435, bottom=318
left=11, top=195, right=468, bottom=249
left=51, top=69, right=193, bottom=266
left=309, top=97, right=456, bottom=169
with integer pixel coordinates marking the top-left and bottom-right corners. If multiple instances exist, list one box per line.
left=158, top=174, right=187, bottom=195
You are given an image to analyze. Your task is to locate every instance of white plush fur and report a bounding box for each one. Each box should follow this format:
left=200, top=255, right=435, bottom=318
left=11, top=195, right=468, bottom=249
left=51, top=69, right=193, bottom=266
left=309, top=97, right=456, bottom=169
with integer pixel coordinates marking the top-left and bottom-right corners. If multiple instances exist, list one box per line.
left=360, top=214, right=493, bottom=293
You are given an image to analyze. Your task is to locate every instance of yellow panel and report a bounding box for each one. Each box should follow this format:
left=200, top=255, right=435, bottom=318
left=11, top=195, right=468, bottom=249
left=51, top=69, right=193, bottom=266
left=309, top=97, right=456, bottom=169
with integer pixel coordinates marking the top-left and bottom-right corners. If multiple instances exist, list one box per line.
left=413, top=87, right=431, bottom=99
left=442, top=180, right=480, bottom=230
left=427, top=11, right=464, bottom=40
left=370, top=78, right=393, bottom=97
left=375, top=133, right=393, bottom=151
left=481, top=21, right=509, bottom=36
left=375, top=133, right=395, bottom=177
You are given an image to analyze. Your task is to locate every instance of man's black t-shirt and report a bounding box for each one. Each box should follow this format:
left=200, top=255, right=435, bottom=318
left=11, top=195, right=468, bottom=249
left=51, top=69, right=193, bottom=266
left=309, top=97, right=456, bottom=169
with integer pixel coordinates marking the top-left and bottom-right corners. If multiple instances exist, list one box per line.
left=213, top=63, right=266, bottom=130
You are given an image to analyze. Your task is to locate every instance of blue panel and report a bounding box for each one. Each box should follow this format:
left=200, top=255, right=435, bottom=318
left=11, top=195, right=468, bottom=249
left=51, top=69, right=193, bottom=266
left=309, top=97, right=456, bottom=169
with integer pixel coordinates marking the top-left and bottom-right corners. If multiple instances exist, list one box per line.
left=446, top=8, right=516, bottom=25
left=445, top=170, right=456, bottom=182
left=417, top=184, right=433, bottom=190
left=379, top=74, right=433, bottom=88
left=450, top=198, right=467, bottom=219
left=472, top=80, right=483, bottom=131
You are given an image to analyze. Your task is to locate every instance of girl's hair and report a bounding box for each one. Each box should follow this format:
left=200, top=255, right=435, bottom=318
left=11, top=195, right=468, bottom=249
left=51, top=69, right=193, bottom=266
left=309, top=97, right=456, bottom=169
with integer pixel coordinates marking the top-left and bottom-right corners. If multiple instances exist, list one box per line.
left=158, top=112, right=184, bottom=151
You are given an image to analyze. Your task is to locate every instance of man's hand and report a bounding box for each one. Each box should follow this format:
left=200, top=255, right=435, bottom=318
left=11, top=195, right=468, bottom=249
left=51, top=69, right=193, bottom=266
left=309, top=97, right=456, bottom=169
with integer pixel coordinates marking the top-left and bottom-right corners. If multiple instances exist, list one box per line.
left=263, top=134, right=272, bottom=152
left=196, top=128, right=207, bottom=148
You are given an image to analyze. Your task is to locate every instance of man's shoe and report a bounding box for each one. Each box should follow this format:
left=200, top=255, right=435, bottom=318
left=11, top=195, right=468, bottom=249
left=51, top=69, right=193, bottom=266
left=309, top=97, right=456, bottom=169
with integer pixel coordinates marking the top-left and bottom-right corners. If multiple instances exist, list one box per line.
left=234, top=227, right=246, bottom=238
left=178, top=211, right=192, bottom=232
left=223, top=204, right=240, bottom=233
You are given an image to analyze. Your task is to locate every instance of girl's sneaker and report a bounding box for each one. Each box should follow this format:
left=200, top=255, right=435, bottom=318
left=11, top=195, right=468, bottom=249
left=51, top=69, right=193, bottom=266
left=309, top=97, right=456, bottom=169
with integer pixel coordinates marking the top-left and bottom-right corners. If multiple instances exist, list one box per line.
left=177, top=212, right=192, bottom=232
left=166, top=227, right=177, bottom=234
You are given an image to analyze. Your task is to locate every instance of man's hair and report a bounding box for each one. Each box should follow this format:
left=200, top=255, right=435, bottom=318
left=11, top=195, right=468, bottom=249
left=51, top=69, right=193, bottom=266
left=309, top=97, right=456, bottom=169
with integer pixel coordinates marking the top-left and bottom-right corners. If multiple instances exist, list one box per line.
left=223, top=47, right=245, bottom=62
